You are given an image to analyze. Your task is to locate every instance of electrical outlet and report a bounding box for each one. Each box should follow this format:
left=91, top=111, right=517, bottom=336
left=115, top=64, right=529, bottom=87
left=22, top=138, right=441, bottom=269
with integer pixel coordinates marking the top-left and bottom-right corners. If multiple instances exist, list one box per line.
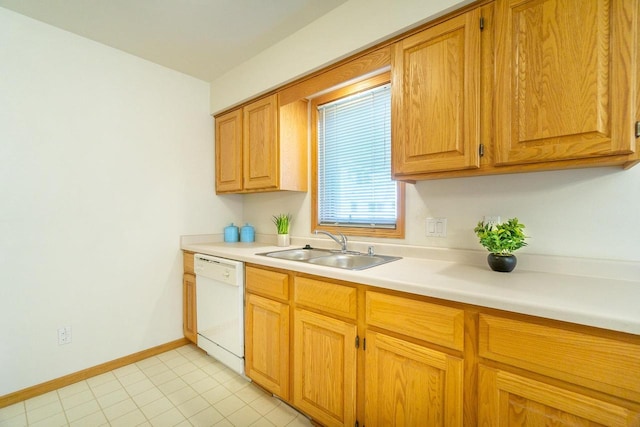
left=58, top=326, right=72, bottom=345
left=426, top=217, right=447, bottom=237
left=483, top=216, right=501, bottom=227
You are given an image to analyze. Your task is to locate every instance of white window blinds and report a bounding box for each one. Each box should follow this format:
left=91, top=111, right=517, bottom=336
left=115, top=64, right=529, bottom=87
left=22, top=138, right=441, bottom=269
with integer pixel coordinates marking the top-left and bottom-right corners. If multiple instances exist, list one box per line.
left=317, top=83, right=396, bottom=228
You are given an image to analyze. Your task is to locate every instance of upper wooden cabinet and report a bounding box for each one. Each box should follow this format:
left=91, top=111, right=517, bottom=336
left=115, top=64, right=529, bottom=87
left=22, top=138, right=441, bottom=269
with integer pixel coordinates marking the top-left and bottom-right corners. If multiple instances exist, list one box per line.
left=215, top=109, right=243, bottom=192
left=389, top=0, right=638, bottom=180
left=392, top=8, right=482, bottom=176
left=494, top=0, right=638, bottom=166
left=215, top=94, right=308, bottom=194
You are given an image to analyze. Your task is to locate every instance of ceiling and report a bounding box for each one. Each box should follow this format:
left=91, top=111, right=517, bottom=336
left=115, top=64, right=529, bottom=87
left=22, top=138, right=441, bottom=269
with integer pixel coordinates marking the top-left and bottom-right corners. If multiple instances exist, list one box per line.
left=0, top=0, right=348, bottom=82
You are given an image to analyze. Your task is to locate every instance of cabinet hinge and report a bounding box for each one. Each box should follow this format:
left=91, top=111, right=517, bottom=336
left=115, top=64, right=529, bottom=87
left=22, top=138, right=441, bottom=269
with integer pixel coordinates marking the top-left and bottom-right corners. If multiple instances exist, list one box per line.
left=480, top=17, right=485, bottom=31
left=479, top=143, right=485, bottom=157
left=363, top=338, right=366, bottom=350
left=635, top=121, right=640, bottom=138
left=355, top=422, right=359, bottom=427
left=355, top=336, right=360, bottom=349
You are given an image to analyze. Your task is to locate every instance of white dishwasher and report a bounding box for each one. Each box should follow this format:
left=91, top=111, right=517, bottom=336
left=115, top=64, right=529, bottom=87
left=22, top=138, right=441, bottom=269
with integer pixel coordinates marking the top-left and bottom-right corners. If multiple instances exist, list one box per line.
left=194, top=253, right=245, bottom=375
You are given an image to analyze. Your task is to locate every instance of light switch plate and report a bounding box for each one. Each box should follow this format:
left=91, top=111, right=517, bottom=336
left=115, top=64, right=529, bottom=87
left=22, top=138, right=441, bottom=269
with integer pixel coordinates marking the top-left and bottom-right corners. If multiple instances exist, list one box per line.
left=483, top=216, right=501, bottom=227
left=426, top=217, right=447, bottom=237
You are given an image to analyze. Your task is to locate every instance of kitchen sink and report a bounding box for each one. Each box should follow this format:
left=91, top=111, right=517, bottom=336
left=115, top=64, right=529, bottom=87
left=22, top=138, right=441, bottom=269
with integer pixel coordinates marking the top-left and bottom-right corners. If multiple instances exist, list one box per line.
left=264, top=248, right=332, bottom=261
left=259, top=247, right=401, bottom=270
left=307, top=253, right=398, bottom=270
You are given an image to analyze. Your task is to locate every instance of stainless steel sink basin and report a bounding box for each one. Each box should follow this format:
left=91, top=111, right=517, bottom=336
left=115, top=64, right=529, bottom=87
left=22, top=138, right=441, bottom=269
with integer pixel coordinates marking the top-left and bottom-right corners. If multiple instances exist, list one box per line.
left=263, top=248, right=332, bottom=261
left=307, top=253, right=399, bottom=270
left=258, top=247, right=401, bottom=270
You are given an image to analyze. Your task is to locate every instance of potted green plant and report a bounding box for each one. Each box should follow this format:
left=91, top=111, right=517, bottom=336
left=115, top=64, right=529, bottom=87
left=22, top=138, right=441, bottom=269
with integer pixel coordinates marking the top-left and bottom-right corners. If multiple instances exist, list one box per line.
left=273, top=213, right=292, bottom=246
left=474, top=217, right=528, bottom=272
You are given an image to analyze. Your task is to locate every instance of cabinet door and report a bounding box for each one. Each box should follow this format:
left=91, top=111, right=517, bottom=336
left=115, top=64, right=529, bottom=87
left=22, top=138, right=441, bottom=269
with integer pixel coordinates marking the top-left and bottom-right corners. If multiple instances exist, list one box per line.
left=293, top=309, right=357, bottom=427
left=365, top=331, right=464, bottom=427
left=479, top=365, right=640, bottom=426
left=243, top=94, right=279, bottom=190
left=494, top=0, right=637, bottom=165
left=392, top=8, right=481, bottom=176
left=245, top=293, right=290, bottom=399
left=479, top=313, right=640, bottom=402
left=215, top=109, right=243, bottom=193
left=182, top=273, right=197, bottom=343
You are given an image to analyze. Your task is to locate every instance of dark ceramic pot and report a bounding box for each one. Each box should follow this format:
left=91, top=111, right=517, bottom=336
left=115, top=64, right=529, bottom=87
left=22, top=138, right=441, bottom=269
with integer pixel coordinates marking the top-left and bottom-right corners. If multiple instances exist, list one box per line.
left=487, top=253, right=517, bottom=272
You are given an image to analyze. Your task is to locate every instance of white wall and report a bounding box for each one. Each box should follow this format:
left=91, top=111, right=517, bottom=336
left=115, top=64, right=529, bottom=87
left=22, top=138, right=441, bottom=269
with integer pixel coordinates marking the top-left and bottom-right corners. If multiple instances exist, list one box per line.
left=219, top=0, right=640, bottom=263
left=405, top=167, right=640, bottom=261
left=0, top=8, right=242, bottom=396
left=242, top=166, right=640, bottom=262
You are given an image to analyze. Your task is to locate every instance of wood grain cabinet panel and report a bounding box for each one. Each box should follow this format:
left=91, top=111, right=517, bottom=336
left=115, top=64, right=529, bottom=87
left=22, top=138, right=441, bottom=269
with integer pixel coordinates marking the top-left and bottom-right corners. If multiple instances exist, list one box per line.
left=245, top=293, right=290, bottom=399
left=182, top=250, right=196, bottom=343
left=479, top=365, right=640, bottom=427
left=245, top=265, right=289, bottom=301
left=392, top=8, right=481, bottom=176
left=494, top=0, right=638, bottom=165
left=479, top=314, right=640, bottom=402
left=366, top=291, right=464, bottom=351
left=183, top=251, right=194, bottom=275
left=215, top=94, right=308, bottom=194
left=294, top=277, right=357, bottom=320
left=365, top=331, right=464, bottom=427
left=215, top=109, right=243, bottom=192
left=244, top=266, right=291, bottom=399
left=243, top=95, right=279, bottom=190
left=293, top=308, right=357, bottom=427
left=182, top=272, right=197, bottom=343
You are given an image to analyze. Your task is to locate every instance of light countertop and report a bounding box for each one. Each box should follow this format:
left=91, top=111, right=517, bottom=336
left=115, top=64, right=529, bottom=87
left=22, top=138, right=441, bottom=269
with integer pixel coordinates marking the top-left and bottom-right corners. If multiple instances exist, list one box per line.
left=181, top=237, right=640, bottom=335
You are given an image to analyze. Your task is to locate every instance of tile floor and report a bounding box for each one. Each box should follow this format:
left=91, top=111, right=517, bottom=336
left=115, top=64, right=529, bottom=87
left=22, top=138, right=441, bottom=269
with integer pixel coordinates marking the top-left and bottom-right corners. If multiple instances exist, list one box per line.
left=0, top=344, right=312, bottom=427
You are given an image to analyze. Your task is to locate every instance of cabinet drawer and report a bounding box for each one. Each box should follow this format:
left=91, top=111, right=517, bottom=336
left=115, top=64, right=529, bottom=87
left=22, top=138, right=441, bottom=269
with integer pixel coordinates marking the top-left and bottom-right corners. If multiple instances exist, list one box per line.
left=294, top=277, right=357, bottom=320
left=366, top=291, right=464, bottom=351
left=183, top=252, right=194, bottom=274
left=246, top=266, right=289, bottom=300
left=479, top=314, right=640, bottom=401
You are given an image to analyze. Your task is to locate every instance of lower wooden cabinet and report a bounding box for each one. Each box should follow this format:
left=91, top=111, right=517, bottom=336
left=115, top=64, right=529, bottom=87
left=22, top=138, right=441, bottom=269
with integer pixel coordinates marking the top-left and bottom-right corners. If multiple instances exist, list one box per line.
left=293, top=308, right=357, bottom=427
left=182, top=252, right=197, bottom=343
left=477, top=313, right=640, bottom=427
left=478, top=314, right=640, bottom=402
left=244, top=266, right=290, bottom=399
left=479, top=365, right=640, bottom=426
left=182, top=273, right=197, bottom=343
left=225, top=263, right=640, bottom=426
left=365, top=331, right=464, bottom=426
left=245, top=292, right=290, bottom=399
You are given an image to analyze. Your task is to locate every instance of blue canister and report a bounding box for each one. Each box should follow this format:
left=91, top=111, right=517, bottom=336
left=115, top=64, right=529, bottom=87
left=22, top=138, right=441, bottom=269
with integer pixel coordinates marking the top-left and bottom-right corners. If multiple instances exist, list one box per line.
left=224, top=223, right=239, bottom=242
left=240, top=223, right=255, bottom=243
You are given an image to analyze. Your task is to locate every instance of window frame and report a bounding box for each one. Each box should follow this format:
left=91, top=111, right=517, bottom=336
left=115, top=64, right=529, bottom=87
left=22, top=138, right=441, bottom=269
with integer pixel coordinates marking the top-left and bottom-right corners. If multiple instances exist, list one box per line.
left=311, top=72, right=405, bottom=239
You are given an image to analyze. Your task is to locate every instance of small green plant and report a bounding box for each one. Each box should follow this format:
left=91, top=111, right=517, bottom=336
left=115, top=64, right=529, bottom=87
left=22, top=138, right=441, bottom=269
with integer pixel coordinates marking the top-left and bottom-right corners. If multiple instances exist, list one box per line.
left=272, top=213, right=292, bottom=235
left=474, top=217, right=528, bottom=255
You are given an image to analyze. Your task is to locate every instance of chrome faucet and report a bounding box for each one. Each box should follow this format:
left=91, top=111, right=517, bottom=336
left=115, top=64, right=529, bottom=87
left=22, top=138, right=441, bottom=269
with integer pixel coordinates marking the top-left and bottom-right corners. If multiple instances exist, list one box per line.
left=314, top=230, right=348, bottom=252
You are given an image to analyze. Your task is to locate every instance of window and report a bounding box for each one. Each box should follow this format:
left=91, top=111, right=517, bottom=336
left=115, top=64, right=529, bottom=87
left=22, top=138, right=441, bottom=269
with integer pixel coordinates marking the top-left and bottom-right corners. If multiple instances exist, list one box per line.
left=311, top=73, right=405, bottom=238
